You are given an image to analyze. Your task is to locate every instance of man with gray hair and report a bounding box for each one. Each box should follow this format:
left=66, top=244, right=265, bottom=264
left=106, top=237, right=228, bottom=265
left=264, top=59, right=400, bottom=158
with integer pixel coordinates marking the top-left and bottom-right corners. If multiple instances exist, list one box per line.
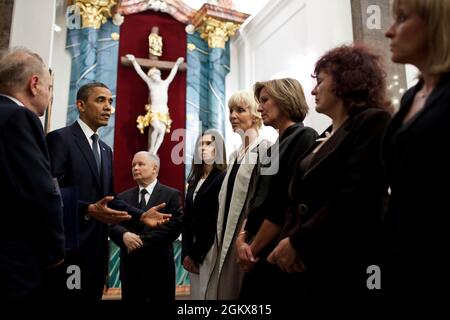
left=46, top=82, right=173, bottom=300
left=109, top=151, right=183, bottom=302
left=0, top=47, right=64, bottom=300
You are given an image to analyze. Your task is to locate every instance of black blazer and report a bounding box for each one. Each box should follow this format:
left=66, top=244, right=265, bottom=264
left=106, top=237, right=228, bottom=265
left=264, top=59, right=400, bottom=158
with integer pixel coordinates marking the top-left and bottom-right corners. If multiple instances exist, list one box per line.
left=0, top=96, right=64, bottom=300
left=109, top=182, right=182, bottom=301
left=182, top=168, right=226, bottom=264
left=109, top=182, right=183, bottom=254
left=382, top=73, right=450, bottom=295
left=245, top=123, right=318, bottom=239
left=285, top=107, right=392, bottom=294
left=46, top=121, right=142, bottom=298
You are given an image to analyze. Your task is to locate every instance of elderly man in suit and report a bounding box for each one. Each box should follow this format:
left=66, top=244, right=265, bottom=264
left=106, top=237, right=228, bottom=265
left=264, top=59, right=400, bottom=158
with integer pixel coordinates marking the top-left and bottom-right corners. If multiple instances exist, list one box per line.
left=0, top=47, right=65, bottom=300
left=46, top=82, right=171, bottom=300
left=109, top=151, right=183, bottom=302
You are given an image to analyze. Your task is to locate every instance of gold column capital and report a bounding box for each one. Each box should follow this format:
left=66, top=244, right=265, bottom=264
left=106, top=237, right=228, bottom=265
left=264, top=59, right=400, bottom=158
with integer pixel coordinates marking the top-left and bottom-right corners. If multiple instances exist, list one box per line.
left=192, top=3, right=249, bottom=49
left=76, top=0, right=117, bottom=29
left=197, top=17, right=240, bottom=49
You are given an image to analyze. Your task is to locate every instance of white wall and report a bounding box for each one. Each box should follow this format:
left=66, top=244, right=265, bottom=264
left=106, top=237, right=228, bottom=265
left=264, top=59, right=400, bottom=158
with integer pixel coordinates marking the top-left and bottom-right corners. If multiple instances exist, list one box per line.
left=50, top=0, right=72, bottom=130
left=10, top=0, right=70, bottom=131
left=10, top=0, right=56, bottom=125
left=10, top=0, right=55, bottom=64
left=225, top=0, right=354, bottom=154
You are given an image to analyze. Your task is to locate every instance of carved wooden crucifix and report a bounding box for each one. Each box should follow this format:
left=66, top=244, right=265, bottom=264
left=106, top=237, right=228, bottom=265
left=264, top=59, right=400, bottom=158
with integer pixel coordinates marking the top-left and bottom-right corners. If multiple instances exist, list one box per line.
left=120, top=26, right=187, bottom=71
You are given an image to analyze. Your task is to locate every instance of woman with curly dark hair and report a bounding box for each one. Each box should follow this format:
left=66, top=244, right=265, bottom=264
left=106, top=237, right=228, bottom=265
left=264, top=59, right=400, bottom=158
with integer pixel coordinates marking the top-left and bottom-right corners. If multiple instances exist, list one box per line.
left=267, top=44, right=392, bottom=299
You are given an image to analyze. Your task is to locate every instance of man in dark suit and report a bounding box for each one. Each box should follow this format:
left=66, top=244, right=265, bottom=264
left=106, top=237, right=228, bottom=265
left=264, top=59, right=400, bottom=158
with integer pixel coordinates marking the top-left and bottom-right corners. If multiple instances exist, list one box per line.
left=109, top=151, right=183, bottom=302
left=0, top=48, right=65, bottom=300
left=46, top=83, right=171, bottom=300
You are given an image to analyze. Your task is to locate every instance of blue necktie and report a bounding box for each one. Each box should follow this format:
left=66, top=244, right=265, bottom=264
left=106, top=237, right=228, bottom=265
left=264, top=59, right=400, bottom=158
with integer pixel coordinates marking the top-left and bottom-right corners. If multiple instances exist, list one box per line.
left=91, top=133, right=101, bottom=174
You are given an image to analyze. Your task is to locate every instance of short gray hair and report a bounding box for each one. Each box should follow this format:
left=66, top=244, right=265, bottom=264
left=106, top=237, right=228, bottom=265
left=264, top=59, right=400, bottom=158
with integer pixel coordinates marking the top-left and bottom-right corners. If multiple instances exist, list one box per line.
left=135, top=151, right=160, bottom=169
left=0, top=47, right=47, bottom=94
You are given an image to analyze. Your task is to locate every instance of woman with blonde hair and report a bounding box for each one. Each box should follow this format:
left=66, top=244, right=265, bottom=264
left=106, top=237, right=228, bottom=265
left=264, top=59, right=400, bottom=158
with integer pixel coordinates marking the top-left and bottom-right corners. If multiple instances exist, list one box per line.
left=203, top=91, right=269, bottom=300
left=383, top=0, right=450, bottom=297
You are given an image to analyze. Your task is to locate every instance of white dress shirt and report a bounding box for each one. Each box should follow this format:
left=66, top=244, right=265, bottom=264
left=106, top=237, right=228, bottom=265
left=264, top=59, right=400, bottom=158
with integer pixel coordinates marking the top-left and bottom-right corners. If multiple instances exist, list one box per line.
left=139, top=179, right=158, bottom=207
left=77, top=118, right=101, bottom=162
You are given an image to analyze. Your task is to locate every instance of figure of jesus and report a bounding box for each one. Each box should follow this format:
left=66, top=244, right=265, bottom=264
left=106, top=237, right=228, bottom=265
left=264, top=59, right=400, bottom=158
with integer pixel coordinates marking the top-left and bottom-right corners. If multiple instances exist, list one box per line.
left=126, top=54, right=184, bottom=155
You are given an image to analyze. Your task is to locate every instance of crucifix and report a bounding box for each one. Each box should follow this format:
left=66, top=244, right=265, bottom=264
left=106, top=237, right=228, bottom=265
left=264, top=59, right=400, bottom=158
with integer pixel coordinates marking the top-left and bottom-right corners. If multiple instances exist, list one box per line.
left=121, top=26, right=187, bottom=155
left=121, top=26, right=187, bottom=71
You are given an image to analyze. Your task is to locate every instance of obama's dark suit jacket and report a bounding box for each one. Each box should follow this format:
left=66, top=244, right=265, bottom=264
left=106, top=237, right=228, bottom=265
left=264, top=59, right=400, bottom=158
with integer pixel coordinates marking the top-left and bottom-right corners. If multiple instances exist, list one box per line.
left=46, top=121, right=142, bottom=300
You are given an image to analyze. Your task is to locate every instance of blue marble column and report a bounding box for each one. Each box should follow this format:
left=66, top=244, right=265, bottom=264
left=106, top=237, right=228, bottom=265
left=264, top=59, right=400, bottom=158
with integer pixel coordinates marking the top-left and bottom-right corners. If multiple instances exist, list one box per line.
left=207, top=44, right=230, bottom=135
left=65, top=20, right=119, bottom=148
left=185, top=31, right=230, bottom=179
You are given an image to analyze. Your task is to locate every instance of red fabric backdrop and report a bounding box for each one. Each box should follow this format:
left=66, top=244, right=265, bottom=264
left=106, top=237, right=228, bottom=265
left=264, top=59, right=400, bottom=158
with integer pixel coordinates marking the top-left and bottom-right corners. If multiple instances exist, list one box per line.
left=114, top=11, right=186, bottom=195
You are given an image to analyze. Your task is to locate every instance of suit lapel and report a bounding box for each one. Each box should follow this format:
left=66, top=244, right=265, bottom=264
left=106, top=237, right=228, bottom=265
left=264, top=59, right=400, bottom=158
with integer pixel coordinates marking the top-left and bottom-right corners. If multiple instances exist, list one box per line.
left=71, top=122, right=101, bottom=187
left=393, top=81, right=422, bottom=135
left=217, top=137, right=261, bottom=274
left=99, top=140, right=110, bottom=193
left=303, top=123, right=349, bottom=179
left=396, top=74, right=450, bottom=136
left=146, top=182, right=162, bottom=210
left=186, top=184, right=195, bottom=205
left=216, top=138, right=260, bottom=243
left=130, top=187, right=139, bottom=207
left=195, top=169, right=219, bottom=200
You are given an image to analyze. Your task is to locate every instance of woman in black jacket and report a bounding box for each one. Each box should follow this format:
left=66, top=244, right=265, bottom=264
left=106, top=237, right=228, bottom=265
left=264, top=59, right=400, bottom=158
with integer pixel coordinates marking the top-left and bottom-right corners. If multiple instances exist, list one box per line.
left=182, top=129, right=226, bottom=299
left=236, top=78, right=318, bottom=300
left=383, top=0, right=450, bottom=298
left=268, top=44, right=392, bottom=299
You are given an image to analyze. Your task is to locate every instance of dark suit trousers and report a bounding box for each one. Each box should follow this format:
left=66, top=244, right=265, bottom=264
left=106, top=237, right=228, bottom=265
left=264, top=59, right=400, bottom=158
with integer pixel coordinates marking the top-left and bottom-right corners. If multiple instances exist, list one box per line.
left=120, top=250, right=175, bottom=302
left=43, top=248, right=106, bottom=301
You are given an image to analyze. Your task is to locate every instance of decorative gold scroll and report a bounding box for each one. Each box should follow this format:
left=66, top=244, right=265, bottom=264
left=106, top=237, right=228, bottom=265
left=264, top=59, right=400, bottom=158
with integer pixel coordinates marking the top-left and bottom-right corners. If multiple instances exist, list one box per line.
left=76, top=0, right=117, bottom=29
